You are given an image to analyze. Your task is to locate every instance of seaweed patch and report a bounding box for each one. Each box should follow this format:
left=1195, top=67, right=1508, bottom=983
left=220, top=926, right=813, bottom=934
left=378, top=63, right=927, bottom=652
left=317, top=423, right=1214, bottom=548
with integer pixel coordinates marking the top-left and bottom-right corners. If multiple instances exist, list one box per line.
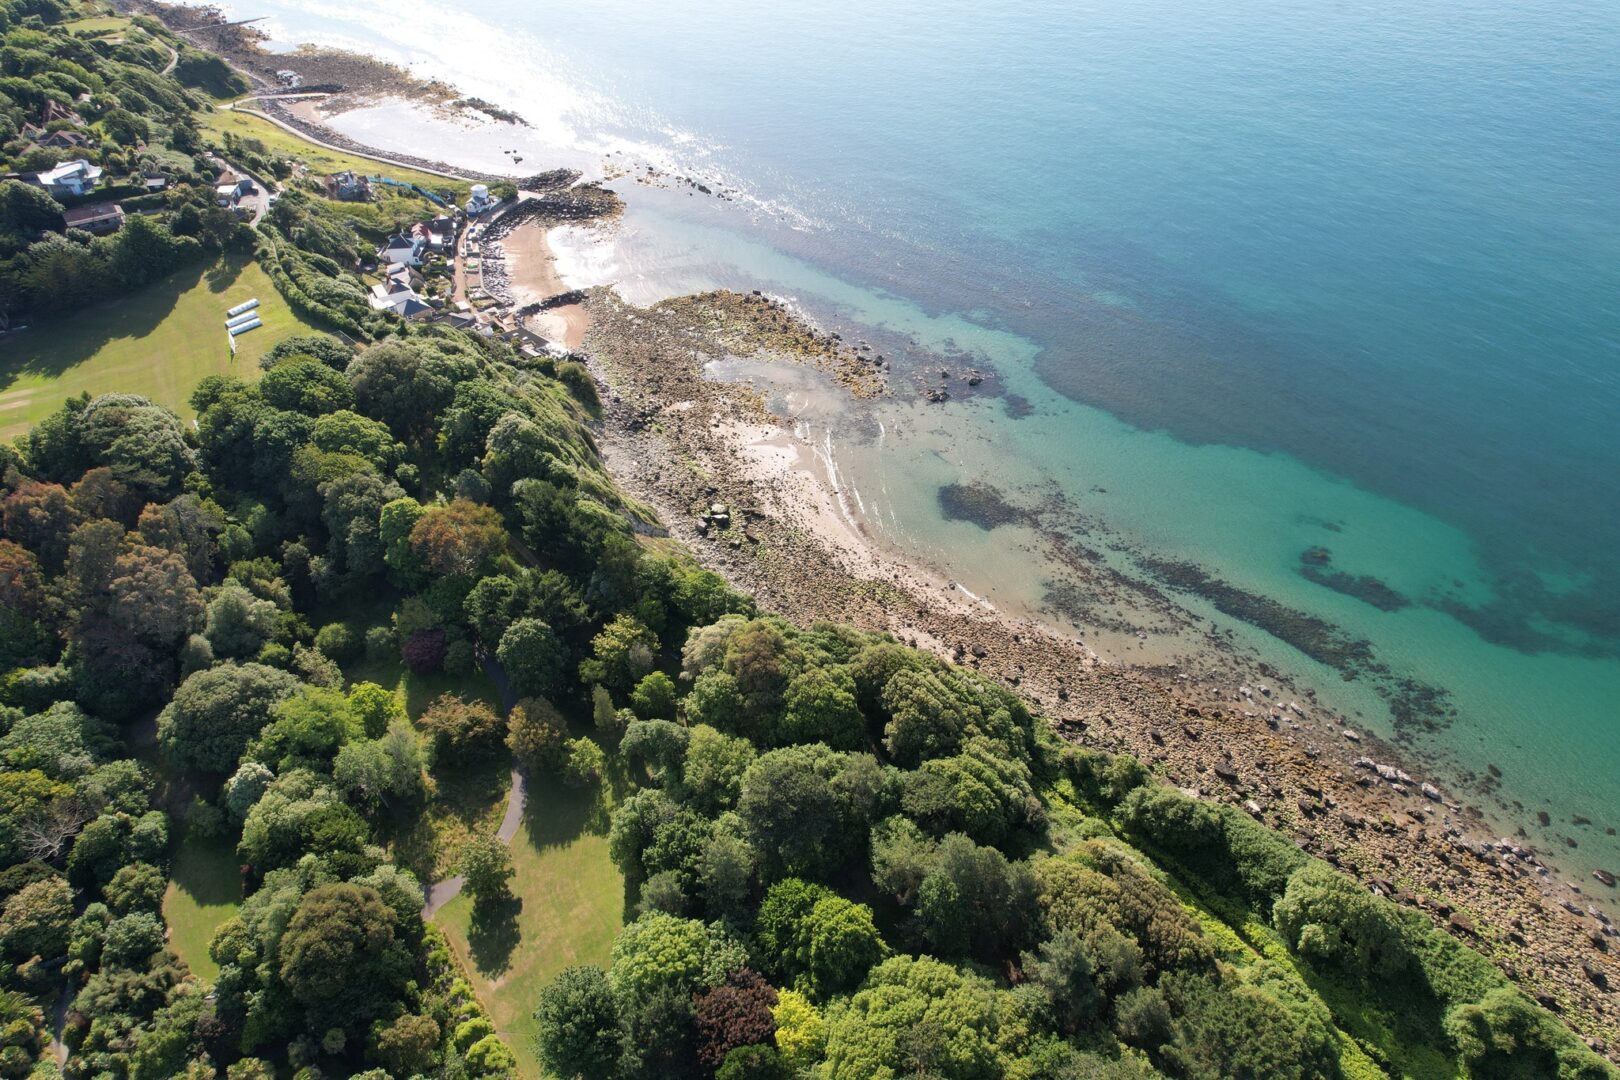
left=1138, top=555, right=1377, bottom=676
left=1299, top=548, right=1411, bottom=612
left=938, top=481, right=1029, bottom=530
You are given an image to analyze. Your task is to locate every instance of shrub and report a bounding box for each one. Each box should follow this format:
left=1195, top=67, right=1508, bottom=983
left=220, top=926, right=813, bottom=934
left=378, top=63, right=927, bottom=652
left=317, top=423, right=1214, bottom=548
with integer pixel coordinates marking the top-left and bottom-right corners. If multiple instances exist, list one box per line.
left=401, top=627, right=447, bottom=674
left=313, top=622, right=360, bottom=662
left=556, top=361, right=599, bottom=409
left=364, top=626, right=396, bottom=663
left=1115, top=786, right=1308, bottom=914
left=564, top=738, right=607, bottom=787
left=506, top=697, right=567, bottom=771
left=1273, top=862, right=1413, bottom=981
left=631, top=670, right=678, bottom=721
left=420, top=693, right=504, bottom=764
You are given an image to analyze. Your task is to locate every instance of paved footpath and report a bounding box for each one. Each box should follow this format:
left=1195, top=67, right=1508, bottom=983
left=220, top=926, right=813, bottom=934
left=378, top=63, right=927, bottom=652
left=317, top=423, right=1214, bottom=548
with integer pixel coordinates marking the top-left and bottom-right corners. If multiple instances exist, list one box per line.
left=422, top=656, right=527, bottom=918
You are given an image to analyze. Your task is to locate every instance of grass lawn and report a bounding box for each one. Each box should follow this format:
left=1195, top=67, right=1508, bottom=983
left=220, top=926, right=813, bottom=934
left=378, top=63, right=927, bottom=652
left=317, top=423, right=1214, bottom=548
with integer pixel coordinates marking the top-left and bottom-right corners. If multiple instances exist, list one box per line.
left=201, top=107, right=472, bottom=198
left=434, top=773, right=625, bottom=1079
left=68, top=14, right=133, bottom=34
left=0, top=253, right=321, bottom=439
left=162, top=825, right=243, bottom=985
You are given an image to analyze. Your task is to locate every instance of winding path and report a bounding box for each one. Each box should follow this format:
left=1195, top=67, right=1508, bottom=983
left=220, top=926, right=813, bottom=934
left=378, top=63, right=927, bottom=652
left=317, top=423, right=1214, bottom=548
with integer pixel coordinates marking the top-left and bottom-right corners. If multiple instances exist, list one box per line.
left=421, top=657, right=528, bottom=919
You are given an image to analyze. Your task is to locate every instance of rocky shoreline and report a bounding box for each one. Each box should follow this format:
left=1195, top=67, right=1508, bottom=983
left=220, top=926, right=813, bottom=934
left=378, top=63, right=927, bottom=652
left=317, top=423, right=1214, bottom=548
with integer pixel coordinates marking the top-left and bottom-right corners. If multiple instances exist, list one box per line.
left=578, top=286, right=1620, bottom=1053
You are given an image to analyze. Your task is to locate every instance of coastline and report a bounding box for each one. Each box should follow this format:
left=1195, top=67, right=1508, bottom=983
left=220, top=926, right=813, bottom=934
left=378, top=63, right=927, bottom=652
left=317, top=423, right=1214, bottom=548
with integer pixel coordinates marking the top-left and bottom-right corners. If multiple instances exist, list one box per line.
left=580, top=287, right=1620, bottom=1048
left=112, top=4, right=1620, bottom=1046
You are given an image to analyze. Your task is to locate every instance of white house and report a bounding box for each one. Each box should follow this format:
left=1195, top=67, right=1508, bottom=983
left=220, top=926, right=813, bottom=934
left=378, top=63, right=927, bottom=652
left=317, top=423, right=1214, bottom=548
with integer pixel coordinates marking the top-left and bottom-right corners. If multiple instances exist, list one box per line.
left=465, top=183, right=494, bottom=215
left=214, top=169, right=253, bottom=207
left=369, top=288, right=434, bottom=320
left=377, top=232, right=427, bottom=267
left=34, top=158, right=102, bottom=197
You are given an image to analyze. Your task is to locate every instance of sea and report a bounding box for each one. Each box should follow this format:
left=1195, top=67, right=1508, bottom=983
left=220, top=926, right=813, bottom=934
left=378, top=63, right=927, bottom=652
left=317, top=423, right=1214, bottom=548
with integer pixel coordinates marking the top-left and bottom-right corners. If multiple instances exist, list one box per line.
left=216, top=0, right=1620, bottom=888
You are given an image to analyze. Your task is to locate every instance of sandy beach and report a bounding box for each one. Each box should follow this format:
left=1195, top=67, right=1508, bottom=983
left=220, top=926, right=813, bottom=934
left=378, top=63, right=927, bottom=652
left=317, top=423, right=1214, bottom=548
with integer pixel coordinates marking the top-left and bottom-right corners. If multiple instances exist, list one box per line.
left=497, top=220, right=590, bottom=351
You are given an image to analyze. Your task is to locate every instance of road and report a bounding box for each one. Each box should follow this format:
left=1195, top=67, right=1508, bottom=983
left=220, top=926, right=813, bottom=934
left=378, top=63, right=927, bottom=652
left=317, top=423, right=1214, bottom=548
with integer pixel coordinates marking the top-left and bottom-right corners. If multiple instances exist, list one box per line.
left=421, top=656, right=529, bottom=919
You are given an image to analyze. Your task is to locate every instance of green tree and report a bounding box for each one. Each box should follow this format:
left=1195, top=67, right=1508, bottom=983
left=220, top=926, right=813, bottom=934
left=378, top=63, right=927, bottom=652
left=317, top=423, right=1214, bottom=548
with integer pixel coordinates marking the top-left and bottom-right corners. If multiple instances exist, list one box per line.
left=101, top=107, right=149, bottom=146
left=460, top=834, right=514, bottom=905
left=1272, top=862, right=1413, bottom=981
left=347, top=681, right=405, bottom=738
left=1445, top=987, right=1613, bottom=1080
left=1020, top=930, right=1104, bottom=1035
left=333, top=726, right=426, bottom=819
left=497, top=617, right=566, bottom=699
left=630, top=671, right=678, bottom=720
left=202, top=579, right=279, bottom=659
left=801, top=895, right=885, bottom=997
left=820, top=955, right=1004, bottom=1080
left=102, top=910, right=165, bottom=967
left=881, top=668, right=981, bottom=766
left=579, top=614, right=658, bottom=693
left=775, top=666, right=864, bottom=749
left=249, top=686, right=362, bottom=773
left=682, top=725, right=755, bottom=811
left=0, top=877, right=71, bottom=960
left=622, top=719, right=690, bottom=781
left=262, top=333, right=353, bottom=372
left=736, top=745, right=885, bottom=880
left=223, top=761, right=274, bottom=822
left=534, top=965, right=621, bottom=1080
left=278, top=884, right=410, bottom=1028
left=914, top=833, right=1039, bottom=963
left=564, top=738, right=607, bottom=787
left=157, top=662, right=302, bottom=774
left=609, top=912, right=742, bottom=1005
left=346, top=339, right=460, bottom=441
left=869, top=816, right=937, bottom=906
left=379, top=496, right=426, bottom=583
left=104, top=862, right=166, bottom=915
left=259, top=357, right=354, bottom=416
left=0, top=179, right=62, bottom=253
left=716, top=1043, right=793, bottom=1080
left=309, top=409, right=401, bottom=472
left=374, top=1013, right=440, bottom=1076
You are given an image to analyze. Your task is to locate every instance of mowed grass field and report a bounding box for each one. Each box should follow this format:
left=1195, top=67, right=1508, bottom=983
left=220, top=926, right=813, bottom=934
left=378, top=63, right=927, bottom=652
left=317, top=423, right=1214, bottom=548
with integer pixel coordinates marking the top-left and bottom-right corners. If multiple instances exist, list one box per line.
left=0, top=253, right=318, bottom=439
left=162, top=825, right=244, bottom=985
left=201, top=107, right=472, bottom=198
left=434, top=775, right=624, bottom=1080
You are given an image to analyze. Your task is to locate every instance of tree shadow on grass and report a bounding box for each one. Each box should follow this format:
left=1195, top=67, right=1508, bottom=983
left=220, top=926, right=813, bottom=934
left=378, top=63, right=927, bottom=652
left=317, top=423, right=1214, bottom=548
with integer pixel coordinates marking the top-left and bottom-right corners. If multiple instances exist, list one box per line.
left=523, top=773, right=611, bottom=851
left=466, top=891, right=522, bottom=978
left=0, top=255, right=246, bottom=395
left=169, top=829, right=244, bottom=906
left=204, top=259, right=242, bottom=292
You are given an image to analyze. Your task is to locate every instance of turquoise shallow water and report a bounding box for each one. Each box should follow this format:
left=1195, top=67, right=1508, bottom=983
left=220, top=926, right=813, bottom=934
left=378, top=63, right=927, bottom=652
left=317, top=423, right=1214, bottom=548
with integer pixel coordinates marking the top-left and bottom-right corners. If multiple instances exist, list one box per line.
left=230, top=0, right=1620, bottom=872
